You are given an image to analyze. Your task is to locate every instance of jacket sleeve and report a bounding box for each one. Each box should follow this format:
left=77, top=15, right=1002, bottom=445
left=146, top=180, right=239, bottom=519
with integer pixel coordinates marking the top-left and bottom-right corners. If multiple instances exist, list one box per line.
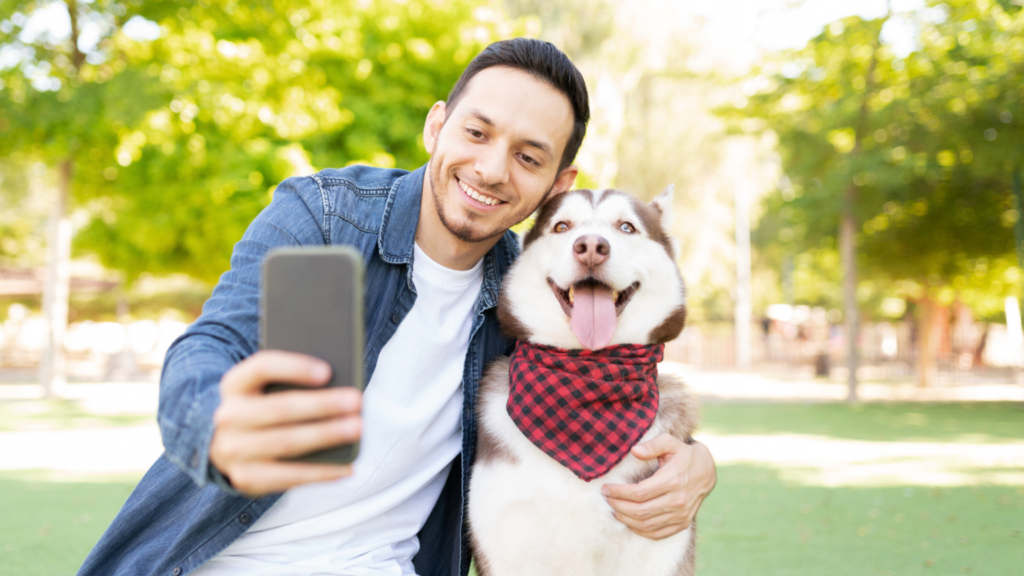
left=157, top=175, right=330, bottom=490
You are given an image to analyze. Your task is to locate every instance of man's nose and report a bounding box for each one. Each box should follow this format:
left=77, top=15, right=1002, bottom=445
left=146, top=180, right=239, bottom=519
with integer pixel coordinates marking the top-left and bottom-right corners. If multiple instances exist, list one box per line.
left=573, top=234, right=610, bottom=268
left=473, top=144, right=510, bottom=187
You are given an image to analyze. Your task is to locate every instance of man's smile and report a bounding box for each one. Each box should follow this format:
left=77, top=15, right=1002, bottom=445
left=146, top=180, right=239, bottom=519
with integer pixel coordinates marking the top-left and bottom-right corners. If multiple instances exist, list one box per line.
left=456, top=175, right=506, bottom=207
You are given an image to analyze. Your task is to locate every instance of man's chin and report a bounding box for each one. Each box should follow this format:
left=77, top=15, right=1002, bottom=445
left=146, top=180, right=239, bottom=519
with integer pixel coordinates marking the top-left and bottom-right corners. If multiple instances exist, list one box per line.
left=441, top=216, right=508, bottom=244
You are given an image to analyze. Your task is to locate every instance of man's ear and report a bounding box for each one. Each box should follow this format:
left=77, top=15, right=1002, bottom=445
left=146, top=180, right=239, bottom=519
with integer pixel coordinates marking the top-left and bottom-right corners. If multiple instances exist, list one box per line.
left=423, top=101, right=447, bottom=154
left=546, top=164, right=579, bottom=202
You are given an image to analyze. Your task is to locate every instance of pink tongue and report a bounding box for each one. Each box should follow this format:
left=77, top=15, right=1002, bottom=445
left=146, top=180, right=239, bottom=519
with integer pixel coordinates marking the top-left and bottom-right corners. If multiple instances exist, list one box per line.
left=569, top=284, right=618, bottom=350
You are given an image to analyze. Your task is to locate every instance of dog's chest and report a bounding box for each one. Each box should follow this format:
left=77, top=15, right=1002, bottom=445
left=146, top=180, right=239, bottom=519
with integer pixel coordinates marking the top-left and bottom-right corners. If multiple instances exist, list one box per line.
left=468, top=358, right=691, bottom=576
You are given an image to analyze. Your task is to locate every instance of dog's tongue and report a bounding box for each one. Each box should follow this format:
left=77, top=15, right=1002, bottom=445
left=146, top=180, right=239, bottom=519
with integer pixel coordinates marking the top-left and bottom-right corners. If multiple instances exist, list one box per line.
left=569, top=284, right=617, bottom=350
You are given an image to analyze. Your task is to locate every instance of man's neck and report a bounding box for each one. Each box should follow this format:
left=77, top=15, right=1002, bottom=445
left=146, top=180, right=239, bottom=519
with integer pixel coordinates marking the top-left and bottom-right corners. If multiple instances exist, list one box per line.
left=415, top=172, right=502, bottom=271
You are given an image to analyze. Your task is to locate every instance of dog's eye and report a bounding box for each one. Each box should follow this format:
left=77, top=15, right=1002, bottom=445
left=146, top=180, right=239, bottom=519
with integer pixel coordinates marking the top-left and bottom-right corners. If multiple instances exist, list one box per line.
left=619, top=222, right=636, bottom=234
left=553, top=221, right=570, bottom=233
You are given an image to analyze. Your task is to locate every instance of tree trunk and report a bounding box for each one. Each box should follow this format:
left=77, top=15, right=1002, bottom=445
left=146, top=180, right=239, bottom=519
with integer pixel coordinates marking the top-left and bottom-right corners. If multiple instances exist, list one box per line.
left=734, top=173, right=752, bottom=369
left=38, top=159, right=73, bottom=397
left=841, top=211, right=859, bottom=400
left=916, top=295, right=939, bottom=388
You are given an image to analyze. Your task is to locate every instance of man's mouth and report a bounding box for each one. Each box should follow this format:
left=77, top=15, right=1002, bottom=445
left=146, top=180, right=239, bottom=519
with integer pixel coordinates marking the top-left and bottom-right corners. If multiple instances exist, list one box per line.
left=456, top=176, right=505, bottom=207
left=547, top=278, right=640, bottom=350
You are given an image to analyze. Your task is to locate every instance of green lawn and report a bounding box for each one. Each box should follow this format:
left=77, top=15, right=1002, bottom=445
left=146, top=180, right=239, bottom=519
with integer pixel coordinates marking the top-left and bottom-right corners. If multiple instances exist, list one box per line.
left=695, top=465, right=1023, bottom=575
left=0, top=472, right=140, bottom=575
left=700, top=402, right=1023, bottom=444
left=2, top=400, right=1021, bottom=575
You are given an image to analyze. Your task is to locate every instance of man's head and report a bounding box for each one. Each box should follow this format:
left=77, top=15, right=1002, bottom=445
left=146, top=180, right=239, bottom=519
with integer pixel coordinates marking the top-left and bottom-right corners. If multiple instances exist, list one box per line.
left=421, top=38, right=590, bottom=249
left=446, top=38, right=590, bottom=174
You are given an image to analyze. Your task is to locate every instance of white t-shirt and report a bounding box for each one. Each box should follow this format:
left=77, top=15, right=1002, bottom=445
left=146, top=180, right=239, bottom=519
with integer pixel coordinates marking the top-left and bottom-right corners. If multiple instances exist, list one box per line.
left=194, top=244, right=483, bottom=576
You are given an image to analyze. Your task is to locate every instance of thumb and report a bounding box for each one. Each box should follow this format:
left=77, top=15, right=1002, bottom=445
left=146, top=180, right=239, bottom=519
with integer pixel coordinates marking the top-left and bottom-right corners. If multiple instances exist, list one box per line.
left=631, top=433, right=679, bottom=461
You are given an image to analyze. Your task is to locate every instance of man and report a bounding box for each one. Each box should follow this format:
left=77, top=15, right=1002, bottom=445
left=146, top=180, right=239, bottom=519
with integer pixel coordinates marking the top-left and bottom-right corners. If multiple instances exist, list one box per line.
left=79, top=38, right=716, bottom=576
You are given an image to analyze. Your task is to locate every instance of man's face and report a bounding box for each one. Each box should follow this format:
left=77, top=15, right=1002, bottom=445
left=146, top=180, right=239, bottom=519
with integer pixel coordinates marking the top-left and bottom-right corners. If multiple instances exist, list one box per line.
left=423, top=66, right=577, bottom=244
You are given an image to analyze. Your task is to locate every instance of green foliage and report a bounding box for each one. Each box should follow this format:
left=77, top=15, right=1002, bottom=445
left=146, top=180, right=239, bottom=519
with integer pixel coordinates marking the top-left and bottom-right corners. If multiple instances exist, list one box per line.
left=727, top=2, right=1024, bottom=312
left=1, top=0, right=516, bottom=283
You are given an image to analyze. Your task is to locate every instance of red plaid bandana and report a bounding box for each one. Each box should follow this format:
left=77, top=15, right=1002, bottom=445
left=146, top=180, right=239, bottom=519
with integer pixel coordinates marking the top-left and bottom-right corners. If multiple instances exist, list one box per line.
left=506, top=341, right=664, bottom=481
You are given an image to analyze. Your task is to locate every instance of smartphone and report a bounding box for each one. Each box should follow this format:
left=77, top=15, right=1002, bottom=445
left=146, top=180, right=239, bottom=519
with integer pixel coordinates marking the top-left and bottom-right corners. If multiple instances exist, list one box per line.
left=260, top=246, right=364, bottom=464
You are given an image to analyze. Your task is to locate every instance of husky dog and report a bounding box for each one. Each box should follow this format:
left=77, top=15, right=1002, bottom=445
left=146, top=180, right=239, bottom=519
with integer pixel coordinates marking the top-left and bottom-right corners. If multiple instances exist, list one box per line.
left=469, top=186, right=697, bottom=576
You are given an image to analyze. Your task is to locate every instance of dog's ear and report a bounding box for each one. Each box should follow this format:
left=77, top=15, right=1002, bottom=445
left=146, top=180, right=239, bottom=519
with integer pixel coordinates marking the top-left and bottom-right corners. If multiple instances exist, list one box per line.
left=651, top=184, right=674, bottom=233
left=651, top=185, right=680, bottom=256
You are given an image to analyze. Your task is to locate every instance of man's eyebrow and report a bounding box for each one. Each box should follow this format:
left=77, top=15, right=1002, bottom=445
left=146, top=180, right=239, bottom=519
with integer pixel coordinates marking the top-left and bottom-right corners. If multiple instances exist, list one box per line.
left=523, top=139, right=554, bottom=159
left=466, top=109, right=495, bottom=127
left=464, top=108, right=555, bottom=159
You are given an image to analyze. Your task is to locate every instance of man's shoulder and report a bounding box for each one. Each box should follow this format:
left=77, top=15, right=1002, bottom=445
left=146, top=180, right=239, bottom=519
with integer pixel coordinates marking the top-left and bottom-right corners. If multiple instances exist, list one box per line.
left=309, top=165, right=411, bottom=198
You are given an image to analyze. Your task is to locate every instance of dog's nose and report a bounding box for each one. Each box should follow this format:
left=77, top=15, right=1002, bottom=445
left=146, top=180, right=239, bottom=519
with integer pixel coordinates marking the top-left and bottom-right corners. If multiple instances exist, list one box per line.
left=573, top=234, right=610, bottom=267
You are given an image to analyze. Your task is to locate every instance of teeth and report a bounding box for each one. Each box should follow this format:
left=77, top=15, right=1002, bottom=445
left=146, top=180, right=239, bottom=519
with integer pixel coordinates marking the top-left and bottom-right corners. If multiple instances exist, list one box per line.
left=612, top=290, right=619, bottom=301
left=568, top=285, right=575, bottom=304
left=459, top=179, right=500, bottom=206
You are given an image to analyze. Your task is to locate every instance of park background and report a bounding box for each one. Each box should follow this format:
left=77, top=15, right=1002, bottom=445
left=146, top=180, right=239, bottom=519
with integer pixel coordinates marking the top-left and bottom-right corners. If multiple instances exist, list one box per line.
left=1, top=0, right=1022, bottom=574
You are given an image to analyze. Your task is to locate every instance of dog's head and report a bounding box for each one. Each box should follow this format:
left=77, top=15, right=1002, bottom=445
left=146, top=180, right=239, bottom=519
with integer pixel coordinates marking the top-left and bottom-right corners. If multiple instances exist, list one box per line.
left=498, top=186, right=686, bottom=350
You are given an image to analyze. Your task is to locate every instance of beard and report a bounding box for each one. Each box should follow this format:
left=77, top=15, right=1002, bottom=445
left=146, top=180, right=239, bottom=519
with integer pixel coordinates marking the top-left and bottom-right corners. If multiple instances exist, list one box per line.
left=427, top=145, right=554, bottom=244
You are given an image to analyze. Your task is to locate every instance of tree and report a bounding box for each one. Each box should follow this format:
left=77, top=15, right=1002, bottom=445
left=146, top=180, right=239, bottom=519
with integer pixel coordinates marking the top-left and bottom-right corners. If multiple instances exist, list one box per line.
left=727, top=0, right=1024, bottom=388
left=1, top=0, right=516, bottom=394
left=0, top=0, right=163, bottom=395
left=72, top=0, right=517, bottom=283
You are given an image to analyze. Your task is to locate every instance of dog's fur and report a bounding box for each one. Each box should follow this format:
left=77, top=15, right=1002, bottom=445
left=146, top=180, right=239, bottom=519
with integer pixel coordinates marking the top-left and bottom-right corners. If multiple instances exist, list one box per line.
left=469, top=187, right=699, bottom=576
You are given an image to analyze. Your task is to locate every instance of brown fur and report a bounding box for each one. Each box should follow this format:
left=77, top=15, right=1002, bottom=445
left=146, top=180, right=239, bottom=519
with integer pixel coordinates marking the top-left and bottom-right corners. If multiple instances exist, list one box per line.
left=496, top=290, right=532, bottom=341
left=649, top=304, right=687, bottom=344
left=628, top=194, right=675, bottom=258
left=655, top=373, right=701, bottom=443
left=521, top=189, right=580, bottom=249
left=622, top=373, right=700, bottom=485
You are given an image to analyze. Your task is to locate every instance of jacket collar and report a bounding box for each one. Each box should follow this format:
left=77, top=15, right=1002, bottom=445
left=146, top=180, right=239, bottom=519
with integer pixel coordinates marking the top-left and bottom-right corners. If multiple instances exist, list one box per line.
left=377, top=165, right=424, bottom=266
left=377, top=163, right=520, bottom=312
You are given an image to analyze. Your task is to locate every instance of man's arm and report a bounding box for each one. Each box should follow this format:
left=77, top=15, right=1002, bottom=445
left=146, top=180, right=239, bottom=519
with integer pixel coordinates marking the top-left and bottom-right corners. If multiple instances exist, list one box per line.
left=157, top=175, right=359, bottom=494
left=601, top=435, right=717, bottom=540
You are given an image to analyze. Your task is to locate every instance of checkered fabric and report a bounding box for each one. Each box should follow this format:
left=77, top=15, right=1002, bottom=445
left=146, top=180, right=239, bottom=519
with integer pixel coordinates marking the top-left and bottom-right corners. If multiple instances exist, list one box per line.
left=506, top=341, right=664, bottom=481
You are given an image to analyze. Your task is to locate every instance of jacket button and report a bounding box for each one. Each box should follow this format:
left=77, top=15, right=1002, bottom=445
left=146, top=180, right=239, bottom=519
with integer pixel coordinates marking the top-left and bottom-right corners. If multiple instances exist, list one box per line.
left=239, top=513, right=251, bottom=525
left=391, top=313, right=401, bottom=324
left=172, top=568, right=182, bottom=576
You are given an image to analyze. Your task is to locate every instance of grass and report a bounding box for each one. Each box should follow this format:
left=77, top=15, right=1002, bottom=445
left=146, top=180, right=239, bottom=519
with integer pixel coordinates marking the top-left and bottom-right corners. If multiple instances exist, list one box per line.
left=700, top=401, right=1023, bottom=444
left=0, top=399, right=151, bottom=432
left=695, top=465, right=1024, bottom=575
left=3, top=400, right=1022, bottom=575
left=0, top=472, right=140, bottom=576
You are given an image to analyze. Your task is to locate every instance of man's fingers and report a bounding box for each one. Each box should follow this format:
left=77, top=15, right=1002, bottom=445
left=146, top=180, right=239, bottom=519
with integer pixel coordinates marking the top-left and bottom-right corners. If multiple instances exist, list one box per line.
left=632, top=433, right=683, bottom=460
left=611, top=510, right=689, bottom=538
left=228, top=462, right=353, bottom=497
left=601, top=467, right=675, bottom=503
left=216, top=416, right=362, bottom=463
left=606, top=491, right=679, bottom=521
left=221, top=350, right=331, bottom=396
left=215, top=388, right=362, bottom=430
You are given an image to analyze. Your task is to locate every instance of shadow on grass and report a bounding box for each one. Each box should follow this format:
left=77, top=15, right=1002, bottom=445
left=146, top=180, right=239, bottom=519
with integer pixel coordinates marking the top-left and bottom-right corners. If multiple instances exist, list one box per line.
left=0, top=399, right=152, bottom=432
left=696, top=464, right=1024, bottom=575
left=701, top=402, right=1024, bottom=443
left=0, top=471, right=141, bottom=576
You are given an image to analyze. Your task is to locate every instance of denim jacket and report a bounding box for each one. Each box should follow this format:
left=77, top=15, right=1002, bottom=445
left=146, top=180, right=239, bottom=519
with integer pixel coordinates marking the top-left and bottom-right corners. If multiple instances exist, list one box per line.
left=78, top=164, right=518, bottom=576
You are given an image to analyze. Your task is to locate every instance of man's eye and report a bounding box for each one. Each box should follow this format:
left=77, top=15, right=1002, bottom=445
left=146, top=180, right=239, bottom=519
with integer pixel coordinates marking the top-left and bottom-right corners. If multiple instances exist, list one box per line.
left=520, top=154, right=537, bottom=165
left=553, top=222, right=570, bottom=233
left=619, top=222, right=636, bottom=234
left=466, top=129, right=484, bottom=139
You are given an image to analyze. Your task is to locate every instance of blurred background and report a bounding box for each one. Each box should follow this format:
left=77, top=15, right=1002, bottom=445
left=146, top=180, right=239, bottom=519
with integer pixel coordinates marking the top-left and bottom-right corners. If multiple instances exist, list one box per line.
left=0, top=0, right=1022, bottom=574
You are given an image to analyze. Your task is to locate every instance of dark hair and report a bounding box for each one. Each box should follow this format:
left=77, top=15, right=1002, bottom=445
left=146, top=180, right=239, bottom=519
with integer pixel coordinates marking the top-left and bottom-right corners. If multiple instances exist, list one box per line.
left=446, top=38, right=590, bottom=173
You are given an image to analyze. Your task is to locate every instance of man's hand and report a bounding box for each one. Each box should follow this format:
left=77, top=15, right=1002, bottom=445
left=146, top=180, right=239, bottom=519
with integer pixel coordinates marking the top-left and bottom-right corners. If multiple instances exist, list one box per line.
left=601, top=434, right=716, bottom=540
left=209, top=350, right=362, bottom=497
